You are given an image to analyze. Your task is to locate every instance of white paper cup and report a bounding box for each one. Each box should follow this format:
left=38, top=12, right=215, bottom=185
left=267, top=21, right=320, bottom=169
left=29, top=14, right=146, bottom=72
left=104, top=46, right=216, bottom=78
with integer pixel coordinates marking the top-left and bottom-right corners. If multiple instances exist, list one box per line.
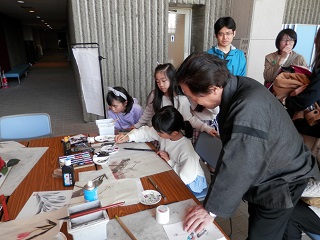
left=156, top=205, right=169, bottom=224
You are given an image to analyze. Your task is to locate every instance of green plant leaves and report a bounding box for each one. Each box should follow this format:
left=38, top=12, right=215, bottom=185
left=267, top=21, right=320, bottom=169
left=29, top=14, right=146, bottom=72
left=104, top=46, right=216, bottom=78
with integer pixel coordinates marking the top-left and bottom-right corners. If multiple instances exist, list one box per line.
left=0, top=167, right=8, bottom=175
left=6, top=158, right=20, bottom=167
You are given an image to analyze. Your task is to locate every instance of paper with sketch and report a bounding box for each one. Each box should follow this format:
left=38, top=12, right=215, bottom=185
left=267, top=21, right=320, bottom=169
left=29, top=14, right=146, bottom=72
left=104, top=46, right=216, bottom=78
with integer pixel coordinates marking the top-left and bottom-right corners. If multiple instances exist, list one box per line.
left=103, top=142, right=171, bottom=179
left=0, top=206, right=66, bottom=240
left=69, top=177, right=143, bottom=207
left=0, top=141, right=25, bottom=148
left=16, top=190, right=73, bottom=220
left=107, top=198, right=227, bottom=240
left=79, top=167, right=115, bottom=181
left=0, top=147, right=48, bottom=196
left=163, top=221, right=226, bottom=240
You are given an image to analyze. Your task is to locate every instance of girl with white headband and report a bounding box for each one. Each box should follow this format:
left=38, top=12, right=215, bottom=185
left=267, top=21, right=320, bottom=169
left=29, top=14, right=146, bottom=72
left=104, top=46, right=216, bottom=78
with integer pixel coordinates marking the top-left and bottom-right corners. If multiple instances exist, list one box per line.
left=106, top=86, right=143, bottom=130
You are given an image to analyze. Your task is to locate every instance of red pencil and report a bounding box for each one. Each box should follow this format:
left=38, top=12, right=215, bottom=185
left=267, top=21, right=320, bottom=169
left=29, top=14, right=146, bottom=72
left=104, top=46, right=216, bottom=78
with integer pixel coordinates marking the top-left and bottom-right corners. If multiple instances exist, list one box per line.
left=60, top=201, right=125, bottom=220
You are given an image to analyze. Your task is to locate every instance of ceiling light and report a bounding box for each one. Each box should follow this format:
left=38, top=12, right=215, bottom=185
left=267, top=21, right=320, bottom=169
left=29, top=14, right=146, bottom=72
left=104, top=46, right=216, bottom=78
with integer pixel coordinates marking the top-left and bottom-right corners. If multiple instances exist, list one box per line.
left=41, top=20, right=45, bottom=22
left=29, top=10, right=35, bottom=13
left=36, top=16, right=40, bottom=18
left=17, top=1, right=24, bottom=3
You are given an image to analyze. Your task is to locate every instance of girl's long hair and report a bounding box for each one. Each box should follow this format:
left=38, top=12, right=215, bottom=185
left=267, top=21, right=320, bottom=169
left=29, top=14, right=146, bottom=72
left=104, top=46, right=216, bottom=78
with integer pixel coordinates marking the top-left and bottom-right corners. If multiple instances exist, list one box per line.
left=153, top=63, right=181, bottom=113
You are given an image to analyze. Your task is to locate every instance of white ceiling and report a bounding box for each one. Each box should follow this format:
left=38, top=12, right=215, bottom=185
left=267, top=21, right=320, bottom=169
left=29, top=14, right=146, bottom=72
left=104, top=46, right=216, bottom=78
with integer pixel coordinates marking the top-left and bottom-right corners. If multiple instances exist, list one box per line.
left=0, top=0, right=67, bottom=30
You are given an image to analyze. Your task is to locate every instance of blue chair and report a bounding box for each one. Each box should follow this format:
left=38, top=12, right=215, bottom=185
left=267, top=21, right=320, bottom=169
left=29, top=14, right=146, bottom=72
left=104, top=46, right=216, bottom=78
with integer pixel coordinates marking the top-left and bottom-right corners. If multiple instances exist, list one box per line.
left=306, top=232, right=320, bottom=240
left=0, top=113, right=52, bottom=140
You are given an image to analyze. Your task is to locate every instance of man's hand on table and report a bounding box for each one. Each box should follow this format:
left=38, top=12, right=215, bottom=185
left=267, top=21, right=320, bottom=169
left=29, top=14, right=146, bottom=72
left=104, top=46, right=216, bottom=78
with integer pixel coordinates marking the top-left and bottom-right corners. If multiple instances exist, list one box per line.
left=184, top=205, right=215, bottom=234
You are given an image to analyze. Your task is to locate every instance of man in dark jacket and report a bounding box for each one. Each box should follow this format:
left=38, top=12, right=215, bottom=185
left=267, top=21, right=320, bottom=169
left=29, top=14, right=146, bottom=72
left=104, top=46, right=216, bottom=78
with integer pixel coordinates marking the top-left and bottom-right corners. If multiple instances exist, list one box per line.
left=176, top=52, right=320, bottom=240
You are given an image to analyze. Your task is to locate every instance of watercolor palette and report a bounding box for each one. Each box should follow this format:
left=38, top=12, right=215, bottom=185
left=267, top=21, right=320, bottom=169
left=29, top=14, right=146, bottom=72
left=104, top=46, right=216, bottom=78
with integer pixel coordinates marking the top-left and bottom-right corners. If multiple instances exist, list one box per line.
left=58, top=152, right=93, bottom=169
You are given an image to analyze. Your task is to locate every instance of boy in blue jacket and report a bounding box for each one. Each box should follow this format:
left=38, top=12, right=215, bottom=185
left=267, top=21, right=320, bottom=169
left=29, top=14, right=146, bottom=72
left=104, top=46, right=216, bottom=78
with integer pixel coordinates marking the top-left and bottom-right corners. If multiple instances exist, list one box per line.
left=207, top=17, right=246, bottom=76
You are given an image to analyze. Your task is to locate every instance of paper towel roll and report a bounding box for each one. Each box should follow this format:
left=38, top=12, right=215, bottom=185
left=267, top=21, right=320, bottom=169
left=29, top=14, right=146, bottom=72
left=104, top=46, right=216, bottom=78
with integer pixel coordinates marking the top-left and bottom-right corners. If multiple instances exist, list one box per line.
left=156, top=205, right=169, bottom=224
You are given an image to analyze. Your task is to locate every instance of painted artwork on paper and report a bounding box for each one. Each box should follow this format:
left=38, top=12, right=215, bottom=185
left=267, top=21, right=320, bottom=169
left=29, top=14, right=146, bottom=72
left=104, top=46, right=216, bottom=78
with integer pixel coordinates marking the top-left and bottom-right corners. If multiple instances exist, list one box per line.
left=163, top=221, right=226, bottom=240
left=103, top=142, right=171, bottom=179
left=16, top=190, right=72, bottom=219
left=0, top=207, right=66, bottom=240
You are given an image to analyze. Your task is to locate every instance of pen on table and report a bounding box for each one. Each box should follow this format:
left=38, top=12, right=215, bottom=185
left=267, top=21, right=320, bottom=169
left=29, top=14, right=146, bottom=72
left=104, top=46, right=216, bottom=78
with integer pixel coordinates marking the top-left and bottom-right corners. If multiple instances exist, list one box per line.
left=115, top=215, right=138, bottom=240
left=123, top=147, right=154, bottom=152
left=147, top=176, right=166, bottom=201
left=59, top=201, right=125, bottom=220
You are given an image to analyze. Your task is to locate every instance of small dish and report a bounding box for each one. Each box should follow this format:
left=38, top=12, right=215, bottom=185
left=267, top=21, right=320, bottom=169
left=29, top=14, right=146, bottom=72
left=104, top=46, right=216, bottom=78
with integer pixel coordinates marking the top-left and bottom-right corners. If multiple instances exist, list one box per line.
left=101, top=145, right=119, bottom=154
left=94, top=135, right=115, bottom=143
left=140, top=190, right=162, bottom=205
left=93, top=152, right=110, bottom=165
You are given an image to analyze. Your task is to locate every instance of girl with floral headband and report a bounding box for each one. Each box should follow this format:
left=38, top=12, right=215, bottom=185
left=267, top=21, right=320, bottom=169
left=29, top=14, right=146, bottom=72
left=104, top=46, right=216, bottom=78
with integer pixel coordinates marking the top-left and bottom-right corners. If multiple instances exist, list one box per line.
left=106, top=86, right=143, bottom=131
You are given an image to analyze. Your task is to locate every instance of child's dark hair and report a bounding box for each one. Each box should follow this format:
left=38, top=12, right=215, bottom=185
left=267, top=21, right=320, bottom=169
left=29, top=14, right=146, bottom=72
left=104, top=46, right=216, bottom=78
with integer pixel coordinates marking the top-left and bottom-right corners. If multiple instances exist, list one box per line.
left=106, top=86, right=134, bottom=114
left=153, top=63, right=181, bottom=113
left=152, top=106, right=193, bottom=138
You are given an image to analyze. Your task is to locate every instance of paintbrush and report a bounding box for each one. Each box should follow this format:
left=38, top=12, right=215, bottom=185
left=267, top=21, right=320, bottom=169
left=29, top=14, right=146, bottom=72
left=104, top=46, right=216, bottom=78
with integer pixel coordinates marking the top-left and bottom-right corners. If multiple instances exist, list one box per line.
left=116, top=129, right=134, bottom=143
left=147, top=177, right=166, bottom=201
left=59, top=201, right=125, bottom=220
left=123, top=147, right=154, bottom=152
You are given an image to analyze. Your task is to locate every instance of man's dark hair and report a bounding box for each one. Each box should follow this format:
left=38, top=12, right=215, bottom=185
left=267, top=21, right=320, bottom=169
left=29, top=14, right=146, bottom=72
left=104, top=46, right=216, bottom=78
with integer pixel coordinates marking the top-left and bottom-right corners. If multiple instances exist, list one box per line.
left=214, top=17, right=236, bottom=35
left=176, top=52, right=230, bottom=95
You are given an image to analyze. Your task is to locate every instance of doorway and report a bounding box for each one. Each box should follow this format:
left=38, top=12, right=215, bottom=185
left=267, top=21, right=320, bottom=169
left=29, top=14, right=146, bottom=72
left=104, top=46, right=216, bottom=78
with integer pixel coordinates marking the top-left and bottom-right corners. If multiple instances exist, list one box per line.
left=168, top=8, right=191, bottom=68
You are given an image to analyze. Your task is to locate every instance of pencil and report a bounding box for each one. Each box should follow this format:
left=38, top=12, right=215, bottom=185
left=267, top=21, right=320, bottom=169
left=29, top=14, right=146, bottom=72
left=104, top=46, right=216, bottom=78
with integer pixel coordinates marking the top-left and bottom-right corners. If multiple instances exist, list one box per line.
left=115, top=215, right=138, bottom=240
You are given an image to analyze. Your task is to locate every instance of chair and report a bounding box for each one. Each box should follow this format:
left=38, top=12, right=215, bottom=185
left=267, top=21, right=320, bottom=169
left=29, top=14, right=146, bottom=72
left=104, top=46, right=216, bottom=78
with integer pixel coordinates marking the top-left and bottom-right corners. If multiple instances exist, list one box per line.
left=193, top=132, right=233, bottom=237
left=195, top=132, right=222, bottom=173
left=191, top=132, right=222, bottom=201
left=0, top=113, right=52, bottom=141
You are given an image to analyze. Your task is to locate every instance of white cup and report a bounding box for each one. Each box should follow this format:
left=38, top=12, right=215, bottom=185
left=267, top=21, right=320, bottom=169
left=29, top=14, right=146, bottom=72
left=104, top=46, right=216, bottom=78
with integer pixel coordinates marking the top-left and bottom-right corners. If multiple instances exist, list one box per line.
left=156, top=205, right=169, bottom=224
left=87, top=137, right=95, bottom=144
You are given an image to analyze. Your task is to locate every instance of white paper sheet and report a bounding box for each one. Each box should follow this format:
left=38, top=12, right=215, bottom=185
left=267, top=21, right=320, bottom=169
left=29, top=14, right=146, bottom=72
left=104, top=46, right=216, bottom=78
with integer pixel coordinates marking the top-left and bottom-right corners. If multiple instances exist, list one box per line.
left=0, top=141, right=26, bottom=148
left=163, top=221, right=226, bottom=240
left=69, top=178, right=143, bottom=207
left=0, top=206, right=66, bottom=240
left=103, top=142, right=171, bottom=179
left=107, top=199, right=227, bottom=240
left=78, top=167, right=115, bottom=181
left=72, top=48, right=104, bottom=116
left=16, top=190, right=73, bottom=220
left=0, top=147, right=48, bottom=196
